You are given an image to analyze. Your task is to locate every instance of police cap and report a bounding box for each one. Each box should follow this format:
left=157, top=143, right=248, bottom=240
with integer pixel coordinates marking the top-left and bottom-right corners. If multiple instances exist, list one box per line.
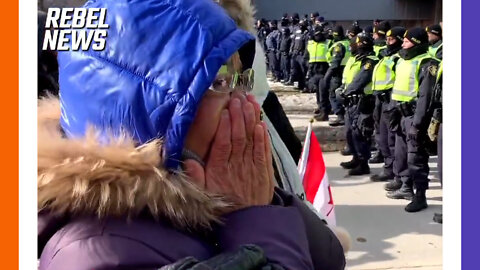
left=387, top=26, right=407, bottom=42
left=374, top=21, right=391, bottom=36
left=333, top=25, right=344, bottom=37
left=426, top=24, right=442, bottom=38
left=348, top=25, right=362, bottom=36
left=356, top=33, right=374, bottom=47
left=404, top=27, right=429, bottom=45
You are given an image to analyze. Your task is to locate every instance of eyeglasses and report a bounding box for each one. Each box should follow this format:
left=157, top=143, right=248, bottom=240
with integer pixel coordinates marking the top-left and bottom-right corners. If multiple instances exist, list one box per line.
left=209, top=65, right=255, bottom=94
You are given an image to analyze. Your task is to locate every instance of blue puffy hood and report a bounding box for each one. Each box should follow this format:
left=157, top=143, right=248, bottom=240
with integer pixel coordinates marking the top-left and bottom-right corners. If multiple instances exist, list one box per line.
left=58, top=0, right=255, bottom=169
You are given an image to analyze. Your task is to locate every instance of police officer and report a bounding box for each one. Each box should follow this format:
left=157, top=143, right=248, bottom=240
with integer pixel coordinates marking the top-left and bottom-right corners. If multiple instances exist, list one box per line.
left=385, top=27, right=440, bottom=212
left=324, top=25, right=351, bottom=126
left=426, top=24, right=443, bottom=59
left=280, top=13, right=290, bottom=29
left=265, top=20, right=282, bottom=82
left=289, top=13, right=300, bottom=34
left=256, top=18, right=270, bottom=53
left=347, top=23, right=362, bottom=40
left=370, top=26, right=406, bottom=182
left=310, top=12, right=320, bottom=25
left=363, top=25, right=374, bottom=39
left=286, top=19, right=309, bottom=90
left=305, top=25, right=330, bottom=115
left=279, top=26, right=293, bottom=83
left=369, top=20, right=391, bottom=164
left=373, top=21, right=391, bottom=57
left=339, top=34, right=379, bottom=175
left=428, top=61, right=442, bottom=222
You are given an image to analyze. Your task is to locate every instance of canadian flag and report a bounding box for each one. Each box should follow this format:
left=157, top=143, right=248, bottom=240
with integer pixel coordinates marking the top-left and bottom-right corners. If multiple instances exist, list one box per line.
left=297, top=122, right=336, bottom=226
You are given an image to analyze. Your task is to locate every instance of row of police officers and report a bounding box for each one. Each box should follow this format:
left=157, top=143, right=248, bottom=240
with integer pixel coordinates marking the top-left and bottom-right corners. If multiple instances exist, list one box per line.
left=262, top=18, right=443, bottom=213
left=329, top=23, right=442, bottom=213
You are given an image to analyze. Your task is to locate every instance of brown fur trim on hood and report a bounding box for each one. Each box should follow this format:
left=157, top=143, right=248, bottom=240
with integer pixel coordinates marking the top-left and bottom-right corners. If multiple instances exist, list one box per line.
left=38, top=97, right=228, bottom=229
left=218, top=0, right=256, bottom=34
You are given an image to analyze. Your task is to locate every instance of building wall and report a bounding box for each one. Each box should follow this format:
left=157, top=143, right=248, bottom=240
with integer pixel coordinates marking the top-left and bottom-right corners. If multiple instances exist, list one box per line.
left=253, top=0, right=442, bottom=27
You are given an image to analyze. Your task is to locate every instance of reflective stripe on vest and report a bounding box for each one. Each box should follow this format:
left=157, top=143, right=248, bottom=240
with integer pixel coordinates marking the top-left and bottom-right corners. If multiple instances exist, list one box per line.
left=429, top=43, right=443, bottom=58
left=342, top=55, right=378, bottom=95
left=372, top=54, right=399, bottom=91
left=392, top=53, right=433, bottom=102
left=374, top=45, right=386, bottom=57
left=307, top=40, right=328, bottom=63
left=342, top=56, right=358, bottom=86
left=327, top=40, right=351, bottom=66
left=437, top=61, right=443, bottom=83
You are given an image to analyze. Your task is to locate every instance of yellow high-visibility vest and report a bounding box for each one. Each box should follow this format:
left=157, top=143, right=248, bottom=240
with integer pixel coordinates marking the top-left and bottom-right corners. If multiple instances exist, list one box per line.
left=342, top=55, right=378, bottom=95
left=307, top=40, right=329, bottom=63
left=437, top=61, right=443, bottom=83
left=374, top=45, right=386, bottom=57
left=327, top=40, right=351, bottom=66
left=392, top=53, right=433, bottom=102
left=429, top=42, right=443, bottom=58
left=372, top=54, right=399, bottom=91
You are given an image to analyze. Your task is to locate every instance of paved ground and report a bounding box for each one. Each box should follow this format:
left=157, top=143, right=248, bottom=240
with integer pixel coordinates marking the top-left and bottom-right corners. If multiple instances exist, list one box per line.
left=271, top=79, right=443, bottom=270
left=326, top=152, right=443, bottom=270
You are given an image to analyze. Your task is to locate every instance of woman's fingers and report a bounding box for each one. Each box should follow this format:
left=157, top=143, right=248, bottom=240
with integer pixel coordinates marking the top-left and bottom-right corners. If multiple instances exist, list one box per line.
left=243, top=102, right=256, bottom=162
left=247, top=94, right=262, bottom=123
left=262, top=121, right=275, bottom=197
left=253, top=124, right=266, bottom=166
left=230, top=98, right=246, bottom=161
left=183, top=159, right=206, bottom=189
left=208, top=110, right=232, bottom=166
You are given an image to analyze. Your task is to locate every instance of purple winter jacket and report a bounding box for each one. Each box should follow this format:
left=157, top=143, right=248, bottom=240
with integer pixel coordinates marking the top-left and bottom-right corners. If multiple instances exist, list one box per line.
left=38, top=205, right=313, bottom=270
left=38, top=98, right=346, bottom=270
left=38, top=97, right=331, bottom=270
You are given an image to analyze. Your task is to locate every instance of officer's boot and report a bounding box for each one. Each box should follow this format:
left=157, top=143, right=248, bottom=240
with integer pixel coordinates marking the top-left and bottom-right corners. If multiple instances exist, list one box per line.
left=340, top=156, right=359, bottom=169
left=369, top=151, right=384, bottom=164
left=370, top=171, right=394, bottom=182
left=314, top=112, right=329, bottom=121
left=384, top=178, right=402, bottom=191
left=329, top=114, right=345, bottom=127
left=433, top=213, right=443, bottom=224
left=348, top=159, right=370, bottom=176
left=284, top=76, right=294, bottom=86
left=340, top=146, right=353, bottom=156
left=405, top=188, right=428, bottom=212
left=386, top=183, right=414, bottom=200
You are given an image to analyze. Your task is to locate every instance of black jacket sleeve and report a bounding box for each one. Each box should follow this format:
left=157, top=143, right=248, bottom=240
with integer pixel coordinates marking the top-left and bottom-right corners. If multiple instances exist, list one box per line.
left=413, top=59, right=440, bottom=130
left=274, top=188, right=346, bottom=270
left=344, top=57, right=377, bottom=96
left=262, top=91, right=303, bottom=163
left=329, top=43, right=346, bottom=70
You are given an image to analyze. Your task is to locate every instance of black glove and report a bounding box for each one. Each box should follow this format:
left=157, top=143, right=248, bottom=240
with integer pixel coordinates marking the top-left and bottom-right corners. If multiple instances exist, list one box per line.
left=388, top=108, right=401, bottom=131
left=359, top=114, right=375, bottom=139
left=408, top=125, right=419, bottom=141
left=306, top=68, right=312, bottom=81
left=159, top=245, right=284, bottom=270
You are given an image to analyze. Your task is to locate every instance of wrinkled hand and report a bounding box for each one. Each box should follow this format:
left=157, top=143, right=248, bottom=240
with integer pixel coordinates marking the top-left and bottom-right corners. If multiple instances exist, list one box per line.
left=184, top=94, right=275, bottom=213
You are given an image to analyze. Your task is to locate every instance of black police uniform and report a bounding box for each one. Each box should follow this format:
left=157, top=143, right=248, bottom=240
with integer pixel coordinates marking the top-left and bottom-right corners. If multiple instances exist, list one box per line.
left=257, top=25, right=270, bottom=54
left=288, top=25, right=309, bottom=89
left=324, top=38, right=348, bottom=122
left=341, top=52, right=379, bottom=175
left=426, top=24, right=443, bottom=60
left=387, top=28, right=440, bottom=213
left=279, top=28, right=293, bottom=82
left=371, top=49, right=402, bottom=181
left=371, top=27, right=406, bottom=181
left=265, top=26, right=282, bottom=81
